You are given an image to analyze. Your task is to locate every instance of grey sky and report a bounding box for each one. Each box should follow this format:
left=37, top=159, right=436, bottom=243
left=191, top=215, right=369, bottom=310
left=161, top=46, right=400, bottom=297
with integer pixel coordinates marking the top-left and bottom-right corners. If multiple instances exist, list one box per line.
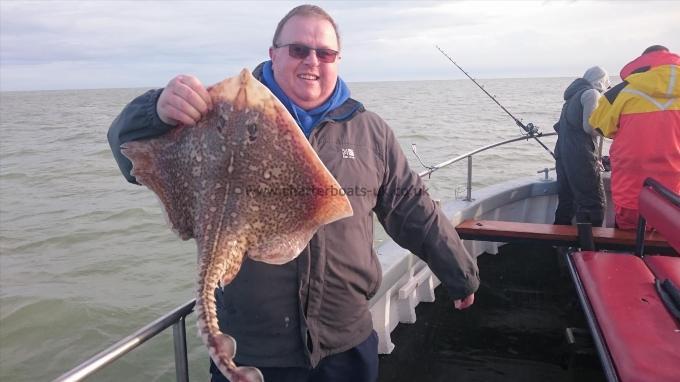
left=1, top=0, right=678, bottom=91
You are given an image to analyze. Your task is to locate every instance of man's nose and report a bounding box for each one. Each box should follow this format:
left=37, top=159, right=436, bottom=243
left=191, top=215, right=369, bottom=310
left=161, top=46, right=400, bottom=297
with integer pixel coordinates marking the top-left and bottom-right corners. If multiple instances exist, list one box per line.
left=303, top=49, right=319, bottom=65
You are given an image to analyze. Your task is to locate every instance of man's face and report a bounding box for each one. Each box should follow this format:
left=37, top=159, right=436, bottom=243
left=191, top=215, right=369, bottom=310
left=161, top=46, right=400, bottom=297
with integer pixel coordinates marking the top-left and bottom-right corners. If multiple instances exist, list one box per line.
left=269, top=15, right=339, bottom=110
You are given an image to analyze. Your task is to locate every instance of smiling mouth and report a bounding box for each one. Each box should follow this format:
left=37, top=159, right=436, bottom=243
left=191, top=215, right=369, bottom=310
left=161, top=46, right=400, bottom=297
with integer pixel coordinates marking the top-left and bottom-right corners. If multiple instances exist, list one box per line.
left=297, top=74, right=319, bottom=81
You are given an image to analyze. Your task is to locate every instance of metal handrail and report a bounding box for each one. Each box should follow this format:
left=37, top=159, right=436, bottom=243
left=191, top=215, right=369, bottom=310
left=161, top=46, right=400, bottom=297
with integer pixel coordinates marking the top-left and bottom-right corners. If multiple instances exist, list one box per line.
left=417, top=133, right=557, bottom=200
left=53, top=299, right=196, bottom=382
left=53, top=132, right=558, bottom=381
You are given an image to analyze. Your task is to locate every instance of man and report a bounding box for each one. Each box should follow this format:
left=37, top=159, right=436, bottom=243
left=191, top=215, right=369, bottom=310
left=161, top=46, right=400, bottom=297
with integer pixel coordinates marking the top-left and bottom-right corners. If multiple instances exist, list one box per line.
left=553, top=66, right=610, bottom=227
left=589, top=45, right=680, bottom=229
left=108, top=5, right=479, bottom=382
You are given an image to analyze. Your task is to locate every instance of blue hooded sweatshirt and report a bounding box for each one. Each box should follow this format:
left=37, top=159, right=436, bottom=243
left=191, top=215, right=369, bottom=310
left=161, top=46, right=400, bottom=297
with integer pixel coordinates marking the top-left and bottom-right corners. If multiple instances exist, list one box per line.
left=261, top=60, right=350, bottom=137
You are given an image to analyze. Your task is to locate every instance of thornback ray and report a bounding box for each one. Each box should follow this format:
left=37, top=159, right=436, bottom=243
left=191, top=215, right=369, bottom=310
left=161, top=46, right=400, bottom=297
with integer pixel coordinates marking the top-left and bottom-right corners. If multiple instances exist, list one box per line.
left=120, top=69, right=353, bottom=382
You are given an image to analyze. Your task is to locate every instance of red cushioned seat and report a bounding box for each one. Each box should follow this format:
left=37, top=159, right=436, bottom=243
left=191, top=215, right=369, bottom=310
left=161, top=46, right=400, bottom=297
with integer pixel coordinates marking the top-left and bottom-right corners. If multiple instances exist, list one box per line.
left=572, top=251, right=680, bottom=382
left=635, top=178, right=680, bottom=256
left=644, top=256, right=680, bottom=285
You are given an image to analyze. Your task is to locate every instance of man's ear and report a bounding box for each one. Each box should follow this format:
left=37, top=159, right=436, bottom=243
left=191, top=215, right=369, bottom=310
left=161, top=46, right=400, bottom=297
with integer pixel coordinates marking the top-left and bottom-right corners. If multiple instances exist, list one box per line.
left=269, top=47, right=274, bottom=60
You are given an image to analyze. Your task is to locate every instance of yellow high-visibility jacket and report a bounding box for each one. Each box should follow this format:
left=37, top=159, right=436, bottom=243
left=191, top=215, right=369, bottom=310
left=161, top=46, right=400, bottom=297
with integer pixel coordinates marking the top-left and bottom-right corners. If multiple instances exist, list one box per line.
left=589, top=50, right=680, bottom=212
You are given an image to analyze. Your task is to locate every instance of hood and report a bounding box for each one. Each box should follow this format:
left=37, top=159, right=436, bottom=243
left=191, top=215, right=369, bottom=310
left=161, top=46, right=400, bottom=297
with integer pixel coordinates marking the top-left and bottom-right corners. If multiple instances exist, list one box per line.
left=563, top=78, right=592, bottom=100
left=583, top=66, right=610, bottom=92
left=620, top=50, right=680, bottom=79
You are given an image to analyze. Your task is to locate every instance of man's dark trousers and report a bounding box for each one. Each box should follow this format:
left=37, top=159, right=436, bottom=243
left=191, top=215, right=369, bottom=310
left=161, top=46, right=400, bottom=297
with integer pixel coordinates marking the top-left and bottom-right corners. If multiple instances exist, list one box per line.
left=210, top=331, right=379, bottom=382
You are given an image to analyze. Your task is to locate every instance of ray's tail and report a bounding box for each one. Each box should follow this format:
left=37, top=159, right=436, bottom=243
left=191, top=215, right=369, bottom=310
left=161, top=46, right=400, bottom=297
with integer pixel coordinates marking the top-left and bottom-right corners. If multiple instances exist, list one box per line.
left=195, top=244, right=264, bottom=382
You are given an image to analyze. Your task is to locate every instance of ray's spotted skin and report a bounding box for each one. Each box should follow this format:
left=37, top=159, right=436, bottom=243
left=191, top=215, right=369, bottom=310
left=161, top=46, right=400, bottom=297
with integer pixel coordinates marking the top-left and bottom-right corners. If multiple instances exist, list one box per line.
left=121, top=69, right=353, bottom=381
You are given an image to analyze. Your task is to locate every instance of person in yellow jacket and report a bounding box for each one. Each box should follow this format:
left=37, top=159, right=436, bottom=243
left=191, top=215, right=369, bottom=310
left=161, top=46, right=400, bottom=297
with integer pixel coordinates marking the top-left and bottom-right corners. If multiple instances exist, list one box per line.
left=589, top=45, right=680, bottom=229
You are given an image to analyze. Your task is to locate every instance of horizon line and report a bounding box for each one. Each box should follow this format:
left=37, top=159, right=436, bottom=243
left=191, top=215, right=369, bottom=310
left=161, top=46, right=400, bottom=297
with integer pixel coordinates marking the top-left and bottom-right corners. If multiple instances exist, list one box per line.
left=0, top=74, right=593, bottom=93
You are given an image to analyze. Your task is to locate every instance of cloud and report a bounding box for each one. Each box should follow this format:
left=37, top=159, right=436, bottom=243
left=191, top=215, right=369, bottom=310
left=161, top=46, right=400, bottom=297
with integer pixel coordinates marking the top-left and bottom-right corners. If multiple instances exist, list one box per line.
left=1, top=0, right=679, bottom=91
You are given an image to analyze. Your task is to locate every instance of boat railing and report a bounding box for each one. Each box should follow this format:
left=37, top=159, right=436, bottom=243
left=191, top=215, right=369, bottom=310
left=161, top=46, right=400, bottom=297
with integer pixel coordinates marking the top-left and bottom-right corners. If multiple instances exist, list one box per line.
left=53, top=132, right=557, bottom=382
left=416, top=132, right=557, bottom=201
left=53, top=300, right=195, bottom=382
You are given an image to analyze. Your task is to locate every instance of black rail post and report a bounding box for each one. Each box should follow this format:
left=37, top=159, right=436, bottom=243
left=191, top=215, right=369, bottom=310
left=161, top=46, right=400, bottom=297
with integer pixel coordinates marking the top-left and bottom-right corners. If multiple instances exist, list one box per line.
left=577, top=223, right=595, bottom=251
left=173, top=317, right=190, bottom=382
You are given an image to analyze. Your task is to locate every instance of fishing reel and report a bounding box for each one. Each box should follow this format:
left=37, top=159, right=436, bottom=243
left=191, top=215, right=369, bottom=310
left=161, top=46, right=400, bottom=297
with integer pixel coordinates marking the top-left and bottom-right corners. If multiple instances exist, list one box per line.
left=515, top=120, right=539, bottom=136
left=524, top=122, right=540, bottom=135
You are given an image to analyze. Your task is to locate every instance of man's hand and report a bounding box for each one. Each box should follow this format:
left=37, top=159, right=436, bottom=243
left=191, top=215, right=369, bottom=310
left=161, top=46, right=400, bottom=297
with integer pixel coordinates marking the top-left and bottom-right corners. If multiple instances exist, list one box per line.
left=156, top=75, right=213, bottom=126
left=453, top=293, right=475, bottom=310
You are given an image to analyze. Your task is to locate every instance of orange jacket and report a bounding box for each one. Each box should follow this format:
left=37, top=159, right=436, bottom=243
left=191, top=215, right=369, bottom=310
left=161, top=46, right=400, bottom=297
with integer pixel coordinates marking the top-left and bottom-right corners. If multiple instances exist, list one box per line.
left=589, top=50, right=680, bottom=211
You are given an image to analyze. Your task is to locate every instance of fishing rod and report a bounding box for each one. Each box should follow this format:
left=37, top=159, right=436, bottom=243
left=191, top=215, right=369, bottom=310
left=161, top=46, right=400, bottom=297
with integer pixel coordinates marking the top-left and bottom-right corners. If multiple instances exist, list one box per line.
left=435, top=45, right=555, bottom=159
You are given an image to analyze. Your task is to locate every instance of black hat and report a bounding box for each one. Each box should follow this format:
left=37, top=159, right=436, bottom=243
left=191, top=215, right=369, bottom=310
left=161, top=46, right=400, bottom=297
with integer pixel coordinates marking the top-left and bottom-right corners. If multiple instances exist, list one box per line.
left=642, top=45, right=669, bottom=54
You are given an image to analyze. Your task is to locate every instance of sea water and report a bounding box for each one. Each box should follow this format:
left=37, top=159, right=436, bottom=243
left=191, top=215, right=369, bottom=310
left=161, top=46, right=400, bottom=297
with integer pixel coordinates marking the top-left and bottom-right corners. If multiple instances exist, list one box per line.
left=0, top=77, right=603, bottom=381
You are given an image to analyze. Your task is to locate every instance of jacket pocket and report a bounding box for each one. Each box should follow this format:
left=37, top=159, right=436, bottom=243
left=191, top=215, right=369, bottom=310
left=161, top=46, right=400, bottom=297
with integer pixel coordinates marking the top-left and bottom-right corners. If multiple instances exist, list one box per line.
left=366, top=248, right=383, bottom=299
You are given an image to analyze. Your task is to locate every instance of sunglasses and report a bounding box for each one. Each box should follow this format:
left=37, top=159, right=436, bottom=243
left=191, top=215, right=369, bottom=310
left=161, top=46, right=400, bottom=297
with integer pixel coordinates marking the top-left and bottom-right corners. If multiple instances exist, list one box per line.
left=275, top=43, right=339, bottom=63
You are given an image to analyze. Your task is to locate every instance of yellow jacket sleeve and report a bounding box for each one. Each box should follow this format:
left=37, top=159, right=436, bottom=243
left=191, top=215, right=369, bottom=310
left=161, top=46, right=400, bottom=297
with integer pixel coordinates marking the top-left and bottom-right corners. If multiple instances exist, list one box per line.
left=589, top=93, right=621, bottom=138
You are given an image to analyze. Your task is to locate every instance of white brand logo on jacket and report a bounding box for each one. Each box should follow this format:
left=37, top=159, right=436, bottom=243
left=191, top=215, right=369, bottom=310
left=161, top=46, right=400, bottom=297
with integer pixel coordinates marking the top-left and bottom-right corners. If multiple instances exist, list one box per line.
left=342, top=148, right=355, bottom=159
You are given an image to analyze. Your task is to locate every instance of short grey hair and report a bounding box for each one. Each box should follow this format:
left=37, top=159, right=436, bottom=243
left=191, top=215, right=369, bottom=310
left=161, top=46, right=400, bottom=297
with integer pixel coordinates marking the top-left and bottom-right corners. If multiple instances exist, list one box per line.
left=272, top=4, right=341, bottom=50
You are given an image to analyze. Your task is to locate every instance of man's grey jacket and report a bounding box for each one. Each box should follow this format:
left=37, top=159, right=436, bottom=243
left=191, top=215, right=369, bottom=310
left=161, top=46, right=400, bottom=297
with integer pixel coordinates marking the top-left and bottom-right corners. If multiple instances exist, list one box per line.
left=107, top=63, right=480, bottom=368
